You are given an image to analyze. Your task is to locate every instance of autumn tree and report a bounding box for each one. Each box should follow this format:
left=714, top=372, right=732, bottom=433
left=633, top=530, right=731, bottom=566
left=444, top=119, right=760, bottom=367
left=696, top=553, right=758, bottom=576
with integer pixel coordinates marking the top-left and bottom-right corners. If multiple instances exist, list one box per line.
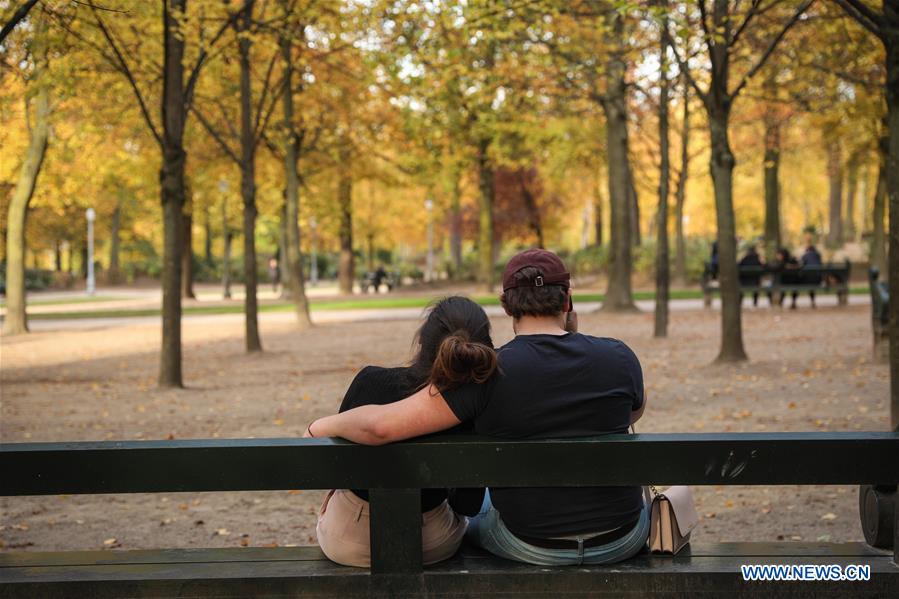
left=275, top=0, right=311, bottom=327
left=65, top=0, right=239, bottom=385
left=670, top=0, right=813, bottom=362
left=192, top=0, right=284, bottom=351
left=2, top=9, right=49, bottom=336
left=654, top=0, right=671, bottom=338
left=519, top=1, right=641, bottom=309
left=832, top=0, right=899, bottom=428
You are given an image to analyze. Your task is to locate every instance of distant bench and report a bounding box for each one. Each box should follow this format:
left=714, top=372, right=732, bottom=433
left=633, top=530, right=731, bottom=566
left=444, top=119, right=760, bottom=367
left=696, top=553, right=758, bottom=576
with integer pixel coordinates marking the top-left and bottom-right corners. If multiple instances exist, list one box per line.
left=1, top=432, right=898, bottom=598
left=701, top=261, right=851, bottom=308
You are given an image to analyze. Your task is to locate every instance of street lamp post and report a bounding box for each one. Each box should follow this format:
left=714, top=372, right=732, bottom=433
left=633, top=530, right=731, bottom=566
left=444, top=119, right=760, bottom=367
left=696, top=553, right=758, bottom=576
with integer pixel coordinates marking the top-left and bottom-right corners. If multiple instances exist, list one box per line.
left=86, top=208, right=96, bottom=295
left=425, top=198, right=434, bottom=283
left=309, top=217, right=318, bottom=286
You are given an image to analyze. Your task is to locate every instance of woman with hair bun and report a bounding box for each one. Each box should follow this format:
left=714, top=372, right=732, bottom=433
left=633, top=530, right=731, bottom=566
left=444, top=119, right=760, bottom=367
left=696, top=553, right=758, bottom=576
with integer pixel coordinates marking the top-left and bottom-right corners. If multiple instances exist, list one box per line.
left=309, top=296, right=495, bottom=567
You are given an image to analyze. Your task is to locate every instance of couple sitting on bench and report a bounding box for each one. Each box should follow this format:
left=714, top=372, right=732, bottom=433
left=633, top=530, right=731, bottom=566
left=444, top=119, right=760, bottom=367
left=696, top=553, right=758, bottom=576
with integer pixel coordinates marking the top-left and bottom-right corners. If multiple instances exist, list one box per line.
left=305, top=249, right=648, bottom=568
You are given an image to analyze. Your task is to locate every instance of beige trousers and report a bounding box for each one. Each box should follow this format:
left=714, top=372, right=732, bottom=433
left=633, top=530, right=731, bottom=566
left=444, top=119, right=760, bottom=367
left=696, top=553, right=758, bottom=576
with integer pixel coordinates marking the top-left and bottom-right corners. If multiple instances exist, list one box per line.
left=316, top=489, right=467, bottom=568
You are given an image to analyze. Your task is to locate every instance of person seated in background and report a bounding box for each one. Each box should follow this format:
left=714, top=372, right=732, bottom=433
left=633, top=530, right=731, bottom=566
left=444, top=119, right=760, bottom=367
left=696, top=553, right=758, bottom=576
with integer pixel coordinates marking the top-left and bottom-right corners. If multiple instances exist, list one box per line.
left=310, top=296, right=492, bottom=567
left=769, top=247, right=801, bottom=309
left=372, top=265, right=388, bottom=293
left=738, top=243, right=764, bottom=307
left=800, top=243, right=823, bottom=308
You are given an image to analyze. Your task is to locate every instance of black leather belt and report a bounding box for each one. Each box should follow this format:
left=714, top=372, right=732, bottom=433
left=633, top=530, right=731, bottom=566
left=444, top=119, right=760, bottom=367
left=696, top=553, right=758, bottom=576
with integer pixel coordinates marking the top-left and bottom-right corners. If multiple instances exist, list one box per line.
left=512, top=516, right=640, bottom=550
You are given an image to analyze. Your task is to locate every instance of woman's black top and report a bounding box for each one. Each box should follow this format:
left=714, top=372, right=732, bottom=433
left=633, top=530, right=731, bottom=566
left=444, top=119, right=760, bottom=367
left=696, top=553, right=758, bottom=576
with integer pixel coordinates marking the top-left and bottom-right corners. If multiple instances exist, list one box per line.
left=338, top=365, right=484, bottom=516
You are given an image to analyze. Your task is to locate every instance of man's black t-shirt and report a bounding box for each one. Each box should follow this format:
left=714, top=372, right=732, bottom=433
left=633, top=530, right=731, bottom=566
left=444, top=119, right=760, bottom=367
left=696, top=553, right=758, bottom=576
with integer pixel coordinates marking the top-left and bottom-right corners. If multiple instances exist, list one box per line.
left=442, top=332, right=644, bottom=538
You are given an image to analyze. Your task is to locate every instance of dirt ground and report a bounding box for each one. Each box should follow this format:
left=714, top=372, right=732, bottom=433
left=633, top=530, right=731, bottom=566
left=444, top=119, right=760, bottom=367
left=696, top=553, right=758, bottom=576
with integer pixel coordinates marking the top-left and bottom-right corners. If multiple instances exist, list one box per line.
left=0, top=303, right=889, bottom=552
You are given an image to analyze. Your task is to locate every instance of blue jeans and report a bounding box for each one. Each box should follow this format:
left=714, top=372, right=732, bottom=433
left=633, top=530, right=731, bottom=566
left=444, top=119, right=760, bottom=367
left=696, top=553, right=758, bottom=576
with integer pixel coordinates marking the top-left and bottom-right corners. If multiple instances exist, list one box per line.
left=466, top=490, right=650, bottom=566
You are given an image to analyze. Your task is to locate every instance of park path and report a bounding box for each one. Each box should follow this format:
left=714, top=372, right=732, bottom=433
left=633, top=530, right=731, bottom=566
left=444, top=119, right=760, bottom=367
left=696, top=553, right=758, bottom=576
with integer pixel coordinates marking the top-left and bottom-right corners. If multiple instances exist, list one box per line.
left=19, top=294, right=869, bottom=332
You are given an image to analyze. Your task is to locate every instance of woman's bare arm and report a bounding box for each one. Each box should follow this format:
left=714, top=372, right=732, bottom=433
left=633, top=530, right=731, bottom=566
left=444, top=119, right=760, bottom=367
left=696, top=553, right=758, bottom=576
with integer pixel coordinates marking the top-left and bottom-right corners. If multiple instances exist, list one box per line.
left=306, top=385, right=461, bottom=445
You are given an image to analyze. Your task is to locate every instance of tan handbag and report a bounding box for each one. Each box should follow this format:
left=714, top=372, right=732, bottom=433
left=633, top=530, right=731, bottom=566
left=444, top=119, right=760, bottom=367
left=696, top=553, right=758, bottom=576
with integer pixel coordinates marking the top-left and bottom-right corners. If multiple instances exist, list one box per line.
left=647, top=485, right=699, bottom=555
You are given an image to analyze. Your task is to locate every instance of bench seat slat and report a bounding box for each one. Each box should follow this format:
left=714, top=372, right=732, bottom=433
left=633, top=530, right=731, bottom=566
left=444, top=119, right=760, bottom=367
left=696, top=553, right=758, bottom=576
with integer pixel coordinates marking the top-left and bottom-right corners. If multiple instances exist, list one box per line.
left=1, top=544, right=896, bottom=598
left=0, top=547, right=327, bottom=568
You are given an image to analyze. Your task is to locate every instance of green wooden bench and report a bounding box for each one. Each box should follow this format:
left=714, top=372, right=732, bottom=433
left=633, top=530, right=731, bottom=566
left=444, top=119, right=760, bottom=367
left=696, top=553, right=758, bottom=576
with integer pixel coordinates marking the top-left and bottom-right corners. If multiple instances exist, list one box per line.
left=2, top=432, right=898, bottom=597
left=701, top=261, right=851, bottom=308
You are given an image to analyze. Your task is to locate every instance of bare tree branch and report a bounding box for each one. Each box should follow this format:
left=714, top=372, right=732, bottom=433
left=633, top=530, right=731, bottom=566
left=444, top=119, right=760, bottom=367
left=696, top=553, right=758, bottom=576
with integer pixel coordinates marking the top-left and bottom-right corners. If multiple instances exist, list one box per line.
left=91, top=4, right=162, bottom=146
left=832, top=0, right=884, bottom=38
left=183, top=6, right=244, bottom=116
left=0, top=0, right=40, bottom=44
left=730, top=0, right=814, bottom=100
left=190, top=104, right=241, bottom=164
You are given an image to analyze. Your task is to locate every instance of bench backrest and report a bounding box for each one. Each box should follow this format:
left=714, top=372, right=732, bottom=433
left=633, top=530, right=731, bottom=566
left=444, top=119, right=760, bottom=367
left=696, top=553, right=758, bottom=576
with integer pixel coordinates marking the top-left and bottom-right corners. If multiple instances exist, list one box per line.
left=3, top=433, right=897, bottom=574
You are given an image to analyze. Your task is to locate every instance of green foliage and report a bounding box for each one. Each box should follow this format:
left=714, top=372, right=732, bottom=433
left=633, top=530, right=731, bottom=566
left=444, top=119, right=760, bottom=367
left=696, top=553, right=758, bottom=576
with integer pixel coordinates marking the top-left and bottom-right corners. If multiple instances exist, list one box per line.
left=0, top=263, right=55, bottom=291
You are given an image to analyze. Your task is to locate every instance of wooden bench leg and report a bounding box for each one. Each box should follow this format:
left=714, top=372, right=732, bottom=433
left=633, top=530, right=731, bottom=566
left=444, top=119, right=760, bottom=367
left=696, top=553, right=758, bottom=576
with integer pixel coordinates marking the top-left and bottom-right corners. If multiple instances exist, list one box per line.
left=369, top=488, right=423, bottom=574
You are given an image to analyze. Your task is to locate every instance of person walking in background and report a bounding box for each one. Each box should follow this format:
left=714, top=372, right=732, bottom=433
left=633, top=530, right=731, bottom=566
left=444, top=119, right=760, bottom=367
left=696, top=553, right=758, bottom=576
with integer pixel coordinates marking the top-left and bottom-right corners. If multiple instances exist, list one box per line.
left=738, top=243, right=764, bottom=308
left=268, top=257, right=281, bottom=293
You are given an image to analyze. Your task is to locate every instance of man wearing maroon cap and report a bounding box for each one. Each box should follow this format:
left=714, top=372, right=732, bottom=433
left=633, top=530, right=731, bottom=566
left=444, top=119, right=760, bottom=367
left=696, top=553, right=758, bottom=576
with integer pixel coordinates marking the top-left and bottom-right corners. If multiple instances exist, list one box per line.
left=308, top=248, right=648, bottom=566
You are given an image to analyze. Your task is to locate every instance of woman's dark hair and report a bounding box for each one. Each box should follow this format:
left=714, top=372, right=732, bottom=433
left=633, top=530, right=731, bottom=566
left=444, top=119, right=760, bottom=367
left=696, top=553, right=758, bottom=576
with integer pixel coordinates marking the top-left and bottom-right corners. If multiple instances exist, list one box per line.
left=406, top=296, right=496, bottom=391
left=501, top=267, right=568, bottom=319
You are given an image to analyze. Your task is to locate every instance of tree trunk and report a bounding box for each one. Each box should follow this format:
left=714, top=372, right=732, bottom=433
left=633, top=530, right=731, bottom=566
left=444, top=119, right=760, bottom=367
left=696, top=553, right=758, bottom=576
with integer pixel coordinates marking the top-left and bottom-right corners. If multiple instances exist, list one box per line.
left=520, top=173, right=544, bottom=248
left=446, top=160, right=463, bottom=272
left=54, top=240, right=62, bottom=272
left=476, top=137, right=495, bottom=291
left=654, top=11, right=671, bottom=339
left=337, top=142, right=354, bottom=295
left=238, top=3, right=261, bottom=352
left=600, top=10, right=635, bottom=311
left=827, top=141, right=843, bottom=247
left=883, top=12, right=899, bottom=430
left=709, top=107, right=748, bottom=362
left=203, top=203, right=213, bottom=265
left=109, top=198, right=122, bottom=282
left=157, top=0, right=188, bottom=388
left=181, top=206, right=195, bottom=298
left=859, top=162, right=869, bottom=242
left=628, top=165, right=641, bottom=247
left=845, top=152, right=859, bottom=241
left=763, top=114, right=782, bottom=261
left=2, top=61, right=49, bottom=336
left=80, top=242, right=88, bottom=278
left=872, top=150, right=887, bottom=273
left=674, top=76, right=690, bottom=284
left=279, top=204, right=290, bottom=298
left=594, top=172, right=604, bottom=247
left=222, top=200, right=233, bottom=300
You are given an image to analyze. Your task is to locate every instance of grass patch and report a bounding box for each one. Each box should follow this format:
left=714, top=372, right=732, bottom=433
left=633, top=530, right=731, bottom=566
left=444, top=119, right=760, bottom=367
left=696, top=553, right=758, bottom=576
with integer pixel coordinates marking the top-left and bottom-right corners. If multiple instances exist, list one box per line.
left=22, top=286, right=870, bottom=321
left=1, top=295, right=118, bottom=308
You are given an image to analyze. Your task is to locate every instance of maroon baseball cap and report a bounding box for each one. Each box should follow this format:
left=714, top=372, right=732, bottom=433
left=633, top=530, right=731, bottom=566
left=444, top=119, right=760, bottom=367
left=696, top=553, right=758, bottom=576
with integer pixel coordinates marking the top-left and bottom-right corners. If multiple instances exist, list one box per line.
left=502, top=249, right=570, bottom=292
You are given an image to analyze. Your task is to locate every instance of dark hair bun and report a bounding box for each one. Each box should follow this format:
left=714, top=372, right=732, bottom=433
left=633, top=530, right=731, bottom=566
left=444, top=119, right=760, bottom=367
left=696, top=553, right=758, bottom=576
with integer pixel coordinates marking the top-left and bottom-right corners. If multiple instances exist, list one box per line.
left=430, top=330, right=497, bottom=390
